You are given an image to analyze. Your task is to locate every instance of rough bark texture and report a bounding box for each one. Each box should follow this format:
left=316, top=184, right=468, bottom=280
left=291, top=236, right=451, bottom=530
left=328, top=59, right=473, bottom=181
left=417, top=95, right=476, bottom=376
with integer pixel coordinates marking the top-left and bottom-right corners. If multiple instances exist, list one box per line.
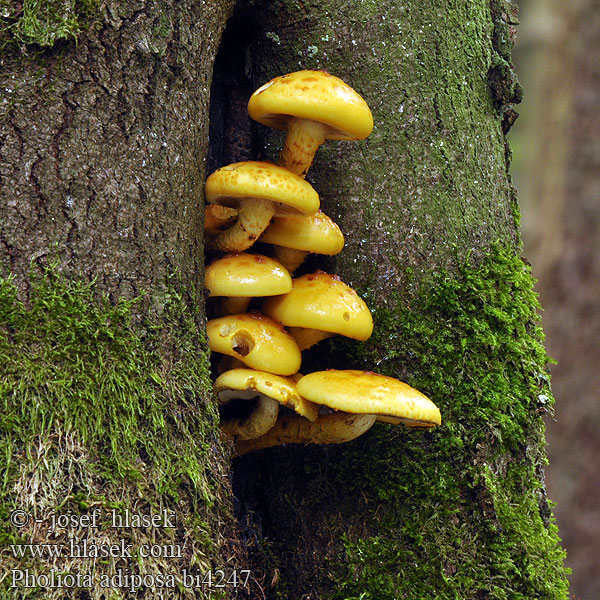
left=0, top=0, right=232, bottom=305
left=0, top=0, right=570, bottom=598
left=0, top=2, right=248, bottom=599
left=218, top=0, right=569, bottom=598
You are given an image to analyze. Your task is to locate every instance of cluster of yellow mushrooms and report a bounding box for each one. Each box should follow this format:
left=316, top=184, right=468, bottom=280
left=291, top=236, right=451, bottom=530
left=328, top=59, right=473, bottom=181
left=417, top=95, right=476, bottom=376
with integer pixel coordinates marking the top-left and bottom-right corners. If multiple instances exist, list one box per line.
left=203, top=70, right=441, bottom=455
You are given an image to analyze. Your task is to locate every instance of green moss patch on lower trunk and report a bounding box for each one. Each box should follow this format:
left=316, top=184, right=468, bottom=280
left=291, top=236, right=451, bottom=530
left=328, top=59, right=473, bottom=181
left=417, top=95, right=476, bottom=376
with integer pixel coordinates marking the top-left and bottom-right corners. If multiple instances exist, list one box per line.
left=238, top=244, right=569, bottom=600
left=0, top=268, right=234, bottom=599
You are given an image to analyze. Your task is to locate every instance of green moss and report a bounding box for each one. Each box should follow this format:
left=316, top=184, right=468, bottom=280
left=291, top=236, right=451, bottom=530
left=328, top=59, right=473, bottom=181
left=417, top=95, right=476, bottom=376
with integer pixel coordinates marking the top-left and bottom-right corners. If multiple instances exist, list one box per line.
left=0, top=267, right=232, bottom=598
left=0, top=267, right=216, bottom=491
left=242, top=245, right=568, bottom=599
left=0, top=0, right=100, bottom=48
left=324, top=244, right=569, bottom=599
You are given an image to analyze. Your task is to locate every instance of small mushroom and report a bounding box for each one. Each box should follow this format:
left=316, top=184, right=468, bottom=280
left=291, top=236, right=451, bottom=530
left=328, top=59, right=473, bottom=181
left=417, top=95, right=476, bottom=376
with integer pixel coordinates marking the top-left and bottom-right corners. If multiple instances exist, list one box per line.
left=235, top=412, right=376, bottom=455
left=258, top=210, right=345, bottom=273
left=247, top=70, right=373, bottom=177
left=205, top=161, right=320, bottom=253
left=205, top=253, right=292, bottom=315
left=297, top=370, right=442, bottom=428
left=215, top=368, right=319, bottom=441
left=262, top=271, right=373, bottom=350
left=206, top=312, right=301, bottom=376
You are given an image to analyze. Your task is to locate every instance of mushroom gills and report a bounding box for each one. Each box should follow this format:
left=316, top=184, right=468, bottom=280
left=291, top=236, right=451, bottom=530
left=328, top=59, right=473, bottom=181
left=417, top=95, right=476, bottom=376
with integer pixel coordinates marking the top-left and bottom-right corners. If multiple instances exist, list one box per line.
left=230, top=330, right=255, bottom=356
left=288, top=327, right=334, bottom=350
left=219, top=391, right=280, bottom=441
left=235, top=412, right=376, bottom=455
left=271, top=246, right=310, bottom=274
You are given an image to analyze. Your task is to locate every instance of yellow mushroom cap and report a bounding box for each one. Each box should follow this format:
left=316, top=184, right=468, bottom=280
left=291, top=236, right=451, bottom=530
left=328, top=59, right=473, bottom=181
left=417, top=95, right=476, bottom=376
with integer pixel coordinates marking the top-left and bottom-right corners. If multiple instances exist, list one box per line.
left=205, top=161, right=319, bottom=216
left=205, top=253, right=292, bottom=298
left=262, top=272, right=373, bottom=341
left=296, top=370, right=442, bottom=427
left=214, top=368, right=319, bottom=421
left=248, top=70, right=373, bottom=141
left=258, top=210, right=345, bottom=255
left=207, top=312, right=301, bottom=376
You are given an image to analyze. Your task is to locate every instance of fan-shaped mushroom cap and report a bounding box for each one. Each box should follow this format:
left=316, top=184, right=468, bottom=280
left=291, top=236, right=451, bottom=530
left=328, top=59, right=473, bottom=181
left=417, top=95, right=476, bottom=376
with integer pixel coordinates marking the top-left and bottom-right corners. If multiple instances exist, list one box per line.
left=215, top=368, right=319, bottom=423
left=205, top=161, right=319, bottom=215
left=248, top=70, right=373, bottom=141
left=205, top=253, right=292, bottom=298
left=207, top=313, right=301, bottom=376
left=261, top=272, right=373, bottom=346
left=296, top=370, right=442, bottom=427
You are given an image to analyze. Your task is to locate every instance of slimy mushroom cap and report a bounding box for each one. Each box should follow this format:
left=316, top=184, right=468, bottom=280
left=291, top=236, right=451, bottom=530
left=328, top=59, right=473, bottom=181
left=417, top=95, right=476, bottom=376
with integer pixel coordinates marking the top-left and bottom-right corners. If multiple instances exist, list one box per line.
left=207, top=312, right=301, bottom=376
left=248, top=70, right=373, bottom=141
left=296, top=370, right=442, bottom=427
left=262, top=272, right=373, bottom=342
left=215, top=368, right=319, bottom=422
left=205, top=253, right=292, bottom=298
left=259, top=210, right=345, bottom=255
left=205, top=161, right=319, bottom=216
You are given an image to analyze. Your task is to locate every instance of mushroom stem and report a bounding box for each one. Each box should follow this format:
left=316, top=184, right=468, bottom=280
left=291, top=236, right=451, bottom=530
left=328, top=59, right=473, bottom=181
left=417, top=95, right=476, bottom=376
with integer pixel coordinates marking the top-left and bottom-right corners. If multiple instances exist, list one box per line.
left=288, top=327, right=334, bottom=351
left=220, top=396, right=280, bottom=441
left=272, top=246, right=310, bottom=274
left=205, top=204, right=237, bottom=232
left=210, top=198, right=276, bottom=253
left=235, top=412, right=376, bottom=455
left=220, top=297, right=251, bottom=315
left=278, top=119, right=328, bottom=178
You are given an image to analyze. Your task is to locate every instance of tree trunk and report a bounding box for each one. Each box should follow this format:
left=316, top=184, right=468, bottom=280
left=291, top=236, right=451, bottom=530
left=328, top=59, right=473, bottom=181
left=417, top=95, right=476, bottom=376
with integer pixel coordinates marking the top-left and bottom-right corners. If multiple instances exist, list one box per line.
left=1, top=1, right=244, bottom=598
left=1, top=0, right=569, bottom=599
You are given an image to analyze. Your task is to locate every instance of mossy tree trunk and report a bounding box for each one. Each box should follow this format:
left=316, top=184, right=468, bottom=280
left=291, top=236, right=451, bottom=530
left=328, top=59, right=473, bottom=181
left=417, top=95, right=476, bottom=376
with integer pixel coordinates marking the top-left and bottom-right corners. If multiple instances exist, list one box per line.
left=0, top=1, right=244, bottom=598
left=0, top=0, right=569, bottom=599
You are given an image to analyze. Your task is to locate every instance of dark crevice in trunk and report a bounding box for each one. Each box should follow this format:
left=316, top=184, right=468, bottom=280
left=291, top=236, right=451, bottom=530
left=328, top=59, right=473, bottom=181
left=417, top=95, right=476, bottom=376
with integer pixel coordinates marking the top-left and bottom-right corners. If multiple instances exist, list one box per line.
left=207, top=10, right=261, bottom=175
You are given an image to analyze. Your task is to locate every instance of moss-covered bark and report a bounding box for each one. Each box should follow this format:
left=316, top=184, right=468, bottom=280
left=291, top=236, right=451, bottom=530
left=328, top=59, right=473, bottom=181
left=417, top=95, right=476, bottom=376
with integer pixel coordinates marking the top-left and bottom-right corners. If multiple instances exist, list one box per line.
left=0, top=269, right=238, bottom=599
left=0, top=1, right=248, bottom=598
left=220, top=0, right=569, bottom=597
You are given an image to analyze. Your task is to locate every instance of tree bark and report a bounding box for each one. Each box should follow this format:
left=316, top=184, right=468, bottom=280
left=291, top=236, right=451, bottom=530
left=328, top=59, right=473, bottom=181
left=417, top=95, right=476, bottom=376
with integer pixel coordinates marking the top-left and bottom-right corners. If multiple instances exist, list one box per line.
left=0, top=0, right=569, bottom=599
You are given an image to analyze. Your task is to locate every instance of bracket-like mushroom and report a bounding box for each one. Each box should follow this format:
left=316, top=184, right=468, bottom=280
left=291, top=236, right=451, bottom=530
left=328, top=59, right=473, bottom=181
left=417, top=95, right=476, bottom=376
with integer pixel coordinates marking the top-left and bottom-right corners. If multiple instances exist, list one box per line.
left=235, top=369, right=441, bottom=454
left=235, top=412, right=376, bottom=455
left=262, top=271, right=373, bottom=350
left=215, top=368, right=319, bottom=442
left=258, top=210, right=345, bottom=273
left=297, top=370, right=442, bottom=427
left=207, top=312, right=302, bottom=376
left=205, top=253, right=292, bottom=315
